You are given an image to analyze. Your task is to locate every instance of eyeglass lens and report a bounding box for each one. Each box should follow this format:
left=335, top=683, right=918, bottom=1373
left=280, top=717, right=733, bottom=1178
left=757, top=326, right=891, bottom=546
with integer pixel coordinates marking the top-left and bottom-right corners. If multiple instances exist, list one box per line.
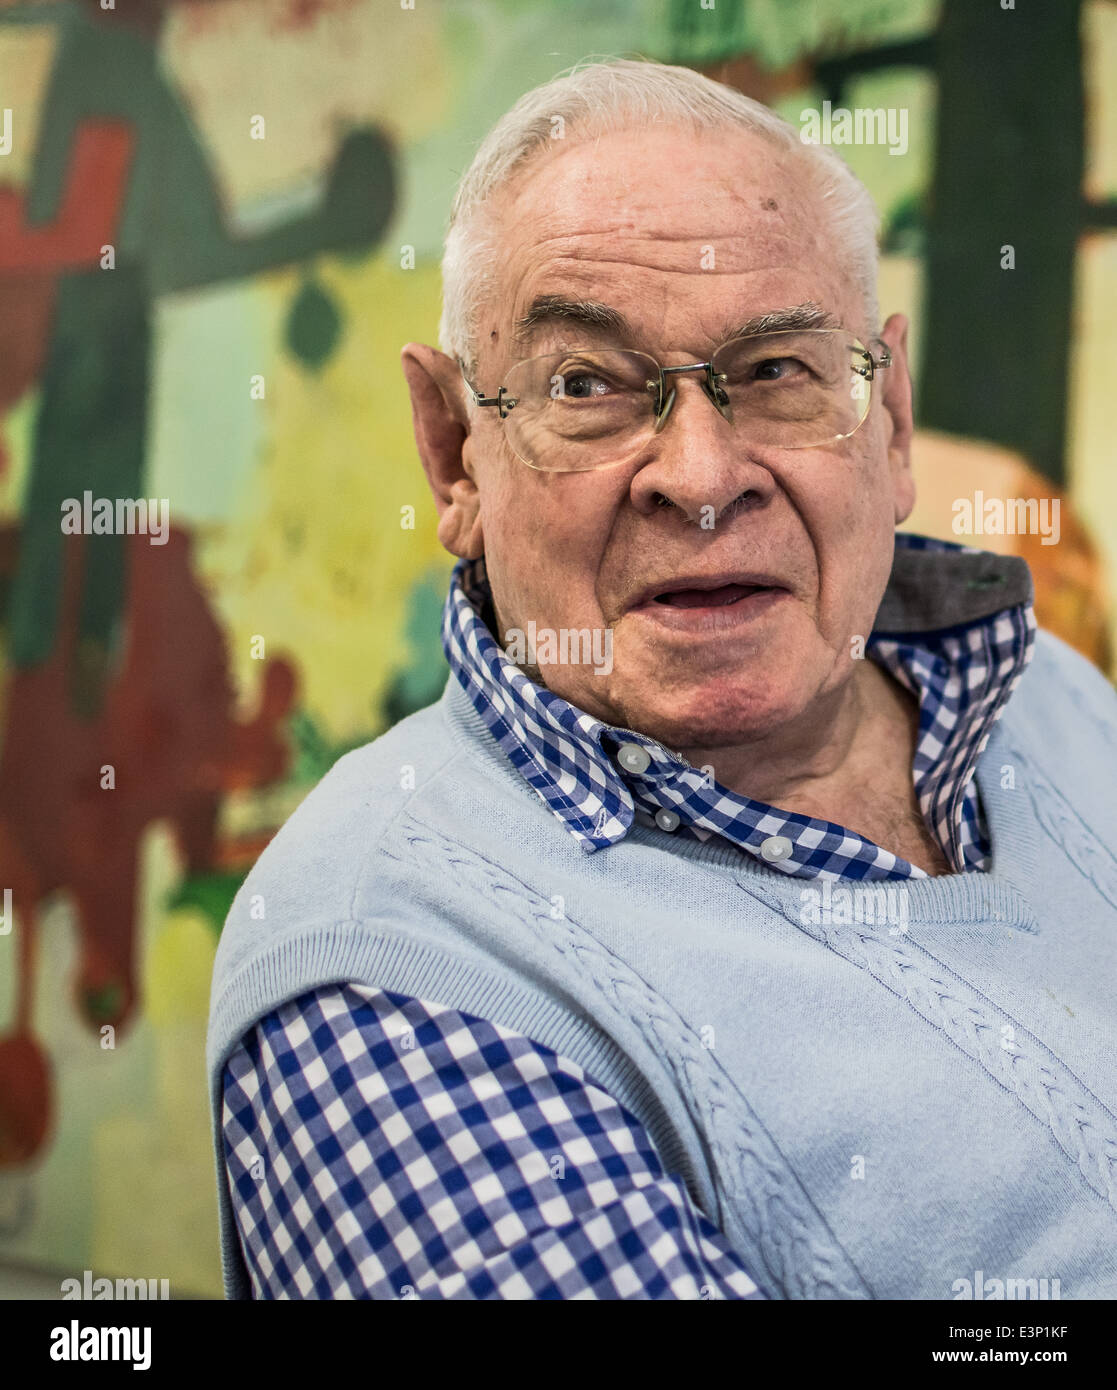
left=497, top=330, right=875, bottom=472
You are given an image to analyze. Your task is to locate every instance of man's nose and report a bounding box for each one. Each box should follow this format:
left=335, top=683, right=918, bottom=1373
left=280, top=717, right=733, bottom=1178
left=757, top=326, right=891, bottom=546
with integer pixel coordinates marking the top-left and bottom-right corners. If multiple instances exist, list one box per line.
left=628, top=374, right=777, bottom=523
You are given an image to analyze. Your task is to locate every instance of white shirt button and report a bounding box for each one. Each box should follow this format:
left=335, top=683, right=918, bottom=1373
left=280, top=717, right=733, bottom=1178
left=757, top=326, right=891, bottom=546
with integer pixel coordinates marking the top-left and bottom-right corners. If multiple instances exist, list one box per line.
left=760, top=835, right=793, bottom=862
left=617, top=742, right=651, bottom=774
left=654, top=808, right=680, bottom=832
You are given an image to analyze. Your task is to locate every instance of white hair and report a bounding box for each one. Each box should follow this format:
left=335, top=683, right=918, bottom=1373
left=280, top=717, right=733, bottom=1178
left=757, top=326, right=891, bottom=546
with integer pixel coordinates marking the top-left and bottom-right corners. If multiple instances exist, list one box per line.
left=439, top=56, right=882, bottom=381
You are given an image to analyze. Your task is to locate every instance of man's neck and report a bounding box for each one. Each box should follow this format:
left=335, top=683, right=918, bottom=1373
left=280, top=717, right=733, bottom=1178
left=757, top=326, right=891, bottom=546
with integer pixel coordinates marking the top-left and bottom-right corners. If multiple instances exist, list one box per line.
left=677, top=659, right=952, bottom=874
left=676, top=659, right=899, bottom=803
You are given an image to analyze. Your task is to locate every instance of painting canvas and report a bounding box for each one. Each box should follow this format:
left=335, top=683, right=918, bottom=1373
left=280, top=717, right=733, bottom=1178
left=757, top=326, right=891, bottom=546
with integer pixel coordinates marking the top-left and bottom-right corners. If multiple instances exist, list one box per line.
left=0, top=0, right=1113, bottom=1298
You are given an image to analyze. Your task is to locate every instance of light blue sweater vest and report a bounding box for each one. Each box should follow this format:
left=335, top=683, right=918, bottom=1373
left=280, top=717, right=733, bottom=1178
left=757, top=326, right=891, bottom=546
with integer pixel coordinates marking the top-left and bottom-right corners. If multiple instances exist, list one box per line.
left=207, top=627, right=1117, bottom=1300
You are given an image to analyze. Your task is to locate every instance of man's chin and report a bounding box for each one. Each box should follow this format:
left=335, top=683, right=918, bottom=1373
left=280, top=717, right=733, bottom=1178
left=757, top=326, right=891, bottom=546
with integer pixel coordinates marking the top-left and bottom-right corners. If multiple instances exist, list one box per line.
left=607, top=676, right=813, bottom=752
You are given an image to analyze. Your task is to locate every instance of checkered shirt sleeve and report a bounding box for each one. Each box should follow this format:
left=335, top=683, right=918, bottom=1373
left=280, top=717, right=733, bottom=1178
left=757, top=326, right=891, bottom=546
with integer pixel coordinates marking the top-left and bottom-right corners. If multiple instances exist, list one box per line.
left=221, top=983, right=762, bottom=1300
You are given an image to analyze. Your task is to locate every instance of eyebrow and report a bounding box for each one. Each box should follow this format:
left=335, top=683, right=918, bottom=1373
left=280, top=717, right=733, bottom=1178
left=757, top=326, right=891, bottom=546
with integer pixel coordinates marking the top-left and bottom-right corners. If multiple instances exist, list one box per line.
left=513, top=295, right=630, bottom=343
left=727, top=302, right=839, bottom=337
left=512, top=295, right=839, bottom=348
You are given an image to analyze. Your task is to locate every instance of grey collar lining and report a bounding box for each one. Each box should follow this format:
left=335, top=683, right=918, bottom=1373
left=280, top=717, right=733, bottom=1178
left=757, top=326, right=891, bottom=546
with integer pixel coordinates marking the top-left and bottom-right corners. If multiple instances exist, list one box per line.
left=873, top=546, right=1033, bottom=635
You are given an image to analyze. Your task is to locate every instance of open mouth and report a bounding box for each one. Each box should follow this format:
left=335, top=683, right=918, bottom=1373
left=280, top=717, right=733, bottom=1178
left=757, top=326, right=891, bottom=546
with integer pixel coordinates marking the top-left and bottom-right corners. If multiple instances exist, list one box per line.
left=628, top=574, right=790, bottom=632
left=651, top=582, right=774, bottom=609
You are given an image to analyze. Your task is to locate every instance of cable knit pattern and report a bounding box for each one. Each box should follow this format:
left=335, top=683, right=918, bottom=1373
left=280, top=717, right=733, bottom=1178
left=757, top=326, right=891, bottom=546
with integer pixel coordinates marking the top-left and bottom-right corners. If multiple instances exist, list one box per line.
left=207, top=625, right=1117, bottom=1299
left=1012, top=745, right=1117, bottom=914
left=741, top=874, right=1117, bottom=1214
left=384, top=821, right=870, bottom=1300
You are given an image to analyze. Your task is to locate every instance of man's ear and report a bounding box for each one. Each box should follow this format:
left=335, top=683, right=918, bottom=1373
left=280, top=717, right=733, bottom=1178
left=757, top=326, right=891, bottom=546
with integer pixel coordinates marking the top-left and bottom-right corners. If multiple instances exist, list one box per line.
left=877, top=312, right=916, bottom=526
left=400, top=343, right=485, bottom=559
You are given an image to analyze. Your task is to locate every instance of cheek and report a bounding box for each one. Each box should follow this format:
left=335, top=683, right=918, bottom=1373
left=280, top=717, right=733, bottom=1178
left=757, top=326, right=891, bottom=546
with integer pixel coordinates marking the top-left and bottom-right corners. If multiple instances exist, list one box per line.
left=784, top=449, right=896, bottom=629
left=479, top=451, right=553, bottom=563
left=782, top=451, right=863, bottom=549
left=482, top=473, right=620, bottom=619
left=808, top=433, right=896, bottom=537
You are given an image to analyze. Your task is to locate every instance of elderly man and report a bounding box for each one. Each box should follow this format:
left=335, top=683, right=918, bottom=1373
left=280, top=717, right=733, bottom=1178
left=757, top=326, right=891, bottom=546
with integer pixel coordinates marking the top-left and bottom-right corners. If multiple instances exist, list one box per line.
left=207, top=58, right=1117, bottom=1300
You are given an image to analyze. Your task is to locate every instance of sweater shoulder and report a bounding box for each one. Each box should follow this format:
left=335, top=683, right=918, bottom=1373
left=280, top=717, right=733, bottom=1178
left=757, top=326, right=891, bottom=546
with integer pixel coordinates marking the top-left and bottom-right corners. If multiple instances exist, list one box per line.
left=1014, top=627, right=1116, bottom=732
left=212, top=696, right=466, bottom=976
left=996, top=627, right=1117, bottom=799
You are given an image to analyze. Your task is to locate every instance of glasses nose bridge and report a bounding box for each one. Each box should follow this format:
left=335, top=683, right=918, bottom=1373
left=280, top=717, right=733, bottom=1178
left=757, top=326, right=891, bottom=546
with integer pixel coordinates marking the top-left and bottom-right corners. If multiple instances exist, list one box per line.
left=659, top=356, right=711, bottom=377
left=652, top=356, right=725, bottom=431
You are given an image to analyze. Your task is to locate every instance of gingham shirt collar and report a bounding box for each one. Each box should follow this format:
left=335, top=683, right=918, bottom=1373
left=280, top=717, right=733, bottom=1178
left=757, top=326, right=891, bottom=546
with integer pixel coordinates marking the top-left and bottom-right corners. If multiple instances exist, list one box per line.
left=441, top=534, right=1036, bottom=881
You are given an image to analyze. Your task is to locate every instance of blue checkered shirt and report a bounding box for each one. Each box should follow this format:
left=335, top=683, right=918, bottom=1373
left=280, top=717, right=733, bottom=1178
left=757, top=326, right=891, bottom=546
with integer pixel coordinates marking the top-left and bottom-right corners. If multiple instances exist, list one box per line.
left=222, top=532, right=1034, bottom=1298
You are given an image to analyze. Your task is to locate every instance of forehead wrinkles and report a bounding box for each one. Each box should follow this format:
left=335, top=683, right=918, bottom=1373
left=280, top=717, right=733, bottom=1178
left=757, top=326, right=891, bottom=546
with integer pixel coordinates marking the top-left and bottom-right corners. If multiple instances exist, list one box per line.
left=498, top=226, right=840, bottom=348
left=505, top=127, right=813, bottom=221
left=497, top=156, right=828, bottom=287
left=503, top=180, right=822, bottom=267
left=477, top=134, right=845, bottom=362
left=509, top=225, right=821, bottom=283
